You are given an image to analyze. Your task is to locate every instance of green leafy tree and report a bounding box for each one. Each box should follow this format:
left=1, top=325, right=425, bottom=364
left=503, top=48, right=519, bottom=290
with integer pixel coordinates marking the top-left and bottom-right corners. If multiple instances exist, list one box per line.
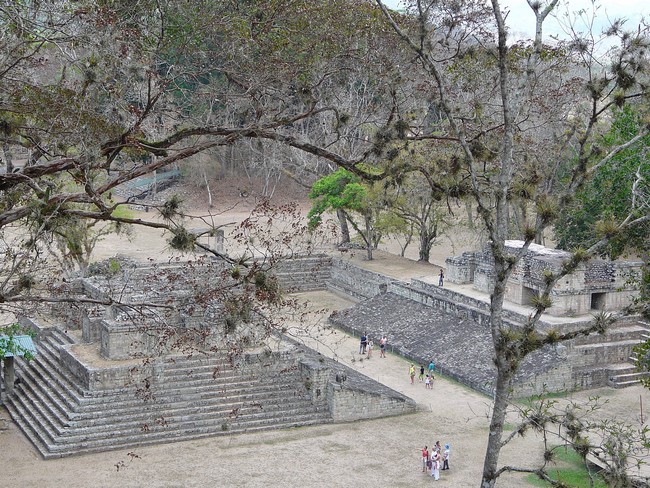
left=308, top=168, right=377, bottom=259
left=555, top=105, right=650, bottom=259
left=381, top=172, right=449, bottom=262
left=0, top=324, right=35, bottom=361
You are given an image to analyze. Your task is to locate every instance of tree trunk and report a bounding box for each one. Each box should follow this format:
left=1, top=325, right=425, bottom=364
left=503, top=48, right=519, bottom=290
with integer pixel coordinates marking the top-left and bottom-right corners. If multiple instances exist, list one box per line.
left=203, top=171, right=213, bottom=208
left=481, top=255, right=514, bottom=487
left=418, top=231, right=430, bottom=262
left=480, top=363, right=512, bottom=488
left=2, top=142, right=14, bottom=173
left=364, top=212, right=373, bottom=260
left=465, top=199, right=474, bottom=230
left=337, top=209, right=350, bottom=245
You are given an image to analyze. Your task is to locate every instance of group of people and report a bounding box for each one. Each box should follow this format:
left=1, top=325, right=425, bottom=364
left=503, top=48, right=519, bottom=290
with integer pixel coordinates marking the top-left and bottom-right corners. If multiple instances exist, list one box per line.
left=410, top=360, right=436, bottom=386
left=420, top=441, right=451, bottom=480
left=359, top=332, right=387, bottom=359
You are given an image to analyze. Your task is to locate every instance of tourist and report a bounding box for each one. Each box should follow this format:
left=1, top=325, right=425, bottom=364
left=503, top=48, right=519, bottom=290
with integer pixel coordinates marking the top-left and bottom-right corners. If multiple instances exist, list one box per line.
left=428, top=359, right=435, bottom=380
left=430, top=451, right=440, bottom=480
left=379, top=335, right=387, bottom=357
left=419, top=364, right=425, bottom=382
left=434, top=440, right=442, bottom=454
left=409, top=364, right=415, bottom=384
left=421, top=445, right=429, bottom=472
left=425, top=374, right=431, bottom=389
left=367, top=338, right=374, bottom=358
left=442, top=444, right=450, bottom=470
left=359, top=332, right=367, bottom=354
left=438, top=268, right=444, bottom=286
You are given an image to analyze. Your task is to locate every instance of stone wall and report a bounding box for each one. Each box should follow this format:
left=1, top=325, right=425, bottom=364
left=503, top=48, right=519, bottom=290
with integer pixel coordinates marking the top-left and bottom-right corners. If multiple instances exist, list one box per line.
left=329, top=257, right=394, bottom=299
left=446, top=242, right=642, bottom=316
left=327, top=382, right=416, bottom=421
left=60, top=344, right=144, bottom=391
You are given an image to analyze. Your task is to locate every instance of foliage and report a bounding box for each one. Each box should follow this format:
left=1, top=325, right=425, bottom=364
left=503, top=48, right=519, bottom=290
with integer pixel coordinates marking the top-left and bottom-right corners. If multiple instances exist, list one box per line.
left=633, top=337, right=650, bottom=388
left=555, top=105, right=650, bottom=259
left=307, top=169, right=368, bottom=228
left=525, top=447, right=608, bottom=488
left=375, top=1, right=650, bottom=486
left=513, top=390, right=650, bottom=488
left=0, top=323, right=35, bottom=361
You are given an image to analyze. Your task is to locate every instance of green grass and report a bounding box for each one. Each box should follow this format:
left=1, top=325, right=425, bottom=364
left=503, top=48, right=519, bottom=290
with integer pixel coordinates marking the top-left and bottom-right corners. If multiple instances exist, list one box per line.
left=525, top=447, right=607, bottom=488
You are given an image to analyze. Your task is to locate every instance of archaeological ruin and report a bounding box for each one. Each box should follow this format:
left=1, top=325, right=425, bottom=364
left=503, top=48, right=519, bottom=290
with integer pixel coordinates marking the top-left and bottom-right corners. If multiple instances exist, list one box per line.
left=1, top=247, right=647, bottom=457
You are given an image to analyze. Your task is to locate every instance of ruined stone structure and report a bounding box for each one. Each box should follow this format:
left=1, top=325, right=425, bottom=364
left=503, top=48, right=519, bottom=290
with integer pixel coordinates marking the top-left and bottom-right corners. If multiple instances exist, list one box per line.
left=2, top=256, right=414, bottom=458
left=326, top=254, right=648, bottom=397
left=3, top=251, right=646, bottom=458
left=445, top=241, right=642, bottom=317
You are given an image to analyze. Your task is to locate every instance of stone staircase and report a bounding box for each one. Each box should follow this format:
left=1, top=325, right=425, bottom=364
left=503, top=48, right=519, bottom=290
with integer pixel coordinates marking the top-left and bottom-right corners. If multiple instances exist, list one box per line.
left=4, top=327, right=333, bottom=458
left=571, top=321, right=650, bottom=389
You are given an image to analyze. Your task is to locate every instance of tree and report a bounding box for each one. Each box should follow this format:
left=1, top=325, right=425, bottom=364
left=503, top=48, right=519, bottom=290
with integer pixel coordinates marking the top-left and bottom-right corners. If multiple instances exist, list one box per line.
left=381, top=172, right=450, bottom=262
left=502, top=387, right=650, bottom=487
left=374, top=1, right=650, bottom=486
left=555, top=105, right=650, bottom=260
left=0, top=0, right=403, bottom=314
left=308, top=168, right=377, bottom=259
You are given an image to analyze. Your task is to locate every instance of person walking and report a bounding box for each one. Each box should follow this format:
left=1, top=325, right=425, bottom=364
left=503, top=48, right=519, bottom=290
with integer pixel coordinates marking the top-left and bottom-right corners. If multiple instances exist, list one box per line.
left=428, top=360, right=435, bottom=380
left=425, top=374, right=432, bottom=389
left=367, top=338, right=374, bottom=358
left=438, top=269, right=444, bottom=286
left=409, top=364, right=416, bottom=384
left=379, top=336, right=387, bottom=358
left=359, top=332, right=367, bottom=354
left=418, top=364, right=425, bottom=382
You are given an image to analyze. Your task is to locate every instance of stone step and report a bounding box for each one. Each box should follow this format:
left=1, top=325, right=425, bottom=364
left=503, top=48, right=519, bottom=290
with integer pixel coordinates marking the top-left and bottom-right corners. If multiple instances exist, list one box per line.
left=609, top=379, right=643, bottom=389
left=8, top=361, right=331, bottom=459
left=608, top=371, right=649, bottom=388
left=60, top=384, right=311, bottom=428
left=572, top=339, right=643, bottom=365
left=3, top=400, right=52, bottom=457
left=573, top=325, right=648, bottom=346
left=606, top=363, right=637, bottom=375
left=13, top=370, right=72, bottom=432
left=9, top=388, right=329, bottom=459
left=17, top=344, right=86, bottom=406
left=16, top=358, right=307, bottom=419
left=56, top=371, right=306, bottom=412
left=13, top=370, right=309, bottom=435
left=40, top=414, right=333, bottom=459
left=6, top=393, right=61, bottom=448
left=50, top=401, right=325, bottom=446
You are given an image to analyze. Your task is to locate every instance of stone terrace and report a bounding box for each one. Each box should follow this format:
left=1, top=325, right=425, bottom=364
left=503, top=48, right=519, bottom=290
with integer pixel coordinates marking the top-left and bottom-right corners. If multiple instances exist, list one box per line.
left=329, top=292, right=563, bottom=395
left=327, top=250, right=649, bottom=396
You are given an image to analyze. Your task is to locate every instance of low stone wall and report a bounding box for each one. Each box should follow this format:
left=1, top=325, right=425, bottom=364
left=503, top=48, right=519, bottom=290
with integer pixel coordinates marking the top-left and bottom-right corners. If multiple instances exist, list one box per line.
left=328, top=382, right=416, bottom=421
left=60, top=344, right=143, bottom=391
left=329, top=257, right=394, bottom=299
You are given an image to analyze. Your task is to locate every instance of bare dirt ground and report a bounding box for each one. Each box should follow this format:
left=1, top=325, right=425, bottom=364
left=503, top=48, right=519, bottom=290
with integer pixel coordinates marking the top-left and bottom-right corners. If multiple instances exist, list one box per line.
left=1, top=178, right=649, bottom=487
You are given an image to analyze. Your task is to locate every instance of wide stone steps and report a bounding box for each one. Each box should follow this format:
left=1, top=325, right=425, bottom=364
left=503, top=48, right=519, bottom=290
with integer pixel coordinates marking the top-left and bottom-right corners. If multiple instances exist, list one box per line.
left=13, top=368, right=314, bottom=436
left=8, top=394, right=330, bottom=458
left=6, top=394, right=329, bottom=459
left=7, top=389, right=328, bottom=456
left=571, top=318, right=650, bottom=389
left=6, top=328, right=332, bottom=458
